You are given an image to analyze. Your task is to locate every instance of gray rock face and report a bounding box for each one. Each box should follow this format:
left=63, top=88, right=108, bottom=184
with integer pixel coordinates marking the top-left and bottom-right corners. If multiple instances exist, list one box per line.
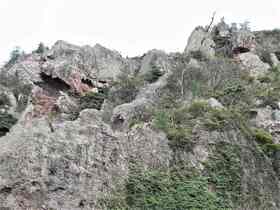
left=0, top=109, right=171, bottom=209
left=138, top=49, right=169, bottom=75
left=184, top=27, right=216, bottom=58
left=111, top=51, right=172, bottom=130
left=0, top=41, right=129, bottom=93
left=41, top=41, right=127, bottom=85
left=2, top=20, right=280, bottom=209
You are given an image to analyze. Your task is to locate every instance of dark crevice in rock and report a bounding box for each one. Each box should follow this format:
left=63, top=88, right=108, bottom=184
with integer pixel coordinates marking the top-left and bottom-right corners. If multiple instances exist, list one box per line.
left=98, top=80, right=107, bottom=84
left=274, top=51, right=280, bottom=61
left=233, top=47, right=250, bottom=54
left=0, top=113, right=17, bottom=137
left=50, top=186, right=66, bottom=192
left=35, top=72, right=71, bottom=96
left=79, top=199, right=86, bottom=207
left=48, top=168, right=57, bottom=175
left=47, top=55, right=55, bottom=60
left=0, top=186, right=12, bottom=194
left=0, top=127, right=9, bottom=137
left=81, top=78, right=94, bottom=87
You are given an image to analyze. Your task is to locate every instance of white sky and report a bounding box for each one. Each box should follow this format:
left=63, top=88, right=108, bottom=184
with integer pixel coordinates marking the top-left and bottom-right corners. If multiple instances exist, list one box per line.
left=0, top=0, right=279, bottom=64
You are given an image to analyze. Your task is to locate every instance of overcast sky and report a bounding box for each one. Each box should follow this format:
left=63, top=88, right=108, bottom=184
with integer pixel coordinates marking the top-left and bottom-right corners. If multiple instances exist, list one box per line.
left=0, top=0, right=279, bottom=64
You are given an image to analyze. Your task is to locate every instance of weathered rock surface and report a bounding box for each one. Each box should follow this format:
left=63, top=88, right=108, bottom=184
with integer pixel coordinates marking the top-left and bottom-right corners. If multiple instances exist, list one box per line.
left=238, top=52, right=270, bottom=77
left=0, top=109, right=171, bottom=209
left=207, top=97, right=224, bottom=109
left=184, top=27, right=216, bottom=58
left=1, top=20, right=280, bottom=210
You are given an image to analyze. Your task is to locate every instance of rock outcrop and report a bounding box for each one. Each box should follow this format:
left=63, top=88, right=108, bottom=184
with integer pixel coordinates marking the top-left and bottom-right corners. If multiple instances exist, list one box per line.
left=1, top=19, right=280, bottom=210
left=184, top=27, right=216, bottom=58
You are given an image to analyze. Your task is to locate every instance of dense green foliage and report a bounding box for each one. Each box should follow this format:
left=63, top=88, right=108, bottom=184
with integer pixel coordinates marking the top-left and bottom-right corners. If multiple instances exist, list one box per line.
left=254, top=128, right=273, bottom=144
left=153, top=100, right=238, bottom=150
left=205, top=142, right=242, bottom=208
left=80, top=91, right=107, bottom=110
left=144, top=65, right=164, bottom=83
left=99, top=164, right=230, bottom=210
left=153, top=106, right=193, bottom=150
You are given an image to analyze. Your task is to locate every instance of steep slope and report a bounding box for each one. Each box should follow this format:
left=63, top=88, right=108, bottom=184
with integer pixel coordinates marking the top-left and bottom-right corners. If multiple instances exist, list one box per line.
left=0, top=20, right=280, bottom=210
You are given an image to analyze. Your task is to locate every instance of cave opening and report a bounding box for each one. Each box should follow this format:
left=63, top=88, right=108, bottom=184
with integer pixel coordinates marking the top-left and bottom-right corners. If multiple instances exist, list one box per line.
left=35, top=73, right=71, bottom=96
left=0, top=127, right=9, bottom=137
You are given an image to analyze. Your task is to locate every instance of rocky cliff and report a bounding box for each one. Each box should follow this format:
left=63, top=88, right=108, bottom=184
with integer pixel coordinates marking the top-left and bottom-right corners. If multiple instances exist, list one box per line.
left=1, top=20, right=280, bottom=210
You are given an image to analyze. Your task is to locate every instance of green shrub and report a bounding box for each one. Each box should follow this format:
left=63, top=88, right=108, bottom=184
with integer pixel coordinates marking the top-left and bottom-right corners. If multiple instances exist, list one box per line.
left=80, top=92, right=106, bottom=110
left=166, top=127, right=192, bottom=149
left=270, top=65, right=280, bottom=73
left=257, top=75, right=272, bottom=83
left=257, top=88, right=280, bottom=109
left=34, top=42, right=47, bottom=54
left=204, top=108, right=231, bottom=130
left=109, top=165, right=226, bottom=210
left=153, top=110, right=170, bottom=130
left=4, top=46, right=24, bottom=68
left=254, top=129, right=273, bottom=144
left=0, top=93, right=10, bottom=108
left=264, top=143, right=280, bottom=151
left=153, top=109, right=193, bottom=150
left=188, top=100, right=209, bottom=118
left=205, top=142, right=242, bottom=208
left=262, top=144, right=280, bottom=155
left=144, top=65, right=164, bottom=83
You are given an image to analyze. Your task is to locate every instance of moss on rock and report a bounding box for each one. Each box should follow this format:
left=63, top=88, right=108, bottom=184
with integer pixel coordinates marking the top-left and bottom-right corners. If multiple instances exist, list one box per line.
left=254, top=128, right=273, bottom=144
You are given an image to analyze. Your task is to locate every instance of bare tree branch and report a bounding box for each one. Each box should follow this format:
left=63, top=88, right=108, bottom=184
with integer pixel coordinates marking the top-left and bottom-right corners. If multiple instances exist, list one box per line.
left=206, top=11, right=216, bottom=32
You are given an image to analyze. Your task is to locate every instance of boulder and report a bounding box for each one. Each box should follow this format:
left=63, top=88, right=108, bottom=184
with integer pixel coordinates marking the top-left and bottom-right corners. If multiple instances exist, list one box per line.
left=238, top=52, right=270, bottom=77
left=207, top=98, right=224, bottom=109
left=272, top=110, right=280, bottom=121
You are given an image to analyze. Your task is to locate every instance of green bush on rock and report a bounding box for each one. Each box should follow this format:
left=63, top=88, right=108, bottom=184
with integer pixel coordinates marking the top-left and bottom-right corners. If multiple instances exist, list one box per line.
left=99, top=164, right=227, bottom=210
left=254, top=128, right=273, bottom=144
left=204, top=142, right=242, bottom=208
left=144, top=65, right=164, bottom=83
left=80, top=92, right=106, bottom=110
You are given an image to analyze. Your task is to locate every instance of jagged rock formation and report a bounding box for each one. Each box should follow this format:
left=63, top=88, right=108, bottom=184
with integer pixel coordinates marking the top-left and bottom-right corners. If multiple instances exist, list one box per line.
left=0, top=19, right=280, bottom=210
